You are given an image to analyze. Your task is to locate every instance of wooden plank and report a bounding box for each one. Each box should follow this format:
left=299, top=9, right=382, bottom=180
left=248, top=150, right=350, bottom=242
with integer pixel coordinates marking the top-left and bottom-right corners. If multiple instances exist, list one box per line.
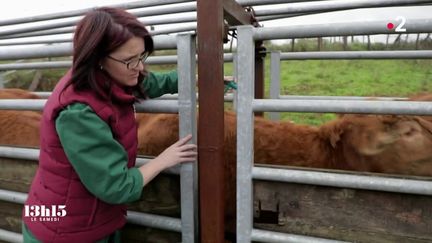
left=197, top=0, right=226, bottom=241
left=254, top=179, right=432, bottom=242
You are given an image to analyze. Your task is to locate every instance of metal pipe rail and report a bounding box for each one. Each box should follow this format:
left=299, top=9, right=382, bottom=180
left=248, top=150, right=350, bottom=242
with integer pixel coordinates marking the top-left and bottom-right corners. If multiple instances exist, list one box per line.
left=0, top=38, right=72, bottom=46
left=0, top=146, right=180, bottom=176
left=0, top=0, right=195, bottom=27
left=238, top=0, right=329, bottom=6
left=252, top=229, right=348, bottom=243
left=0, top=35, right=177, bottom=60
left=252, top=0, right=432, bottom=17
left=0, top=99, right=180, bottom=113
left=253, top=166, right=432, bottom=195
left=277, top=95, right=407, bottom=101
left=0, top=189, right=183, bottom=235
left=253, top=99, right=432, bottom=115
left=267, top=50, right=431, bottom=119
left=0, top=229, right=21, bottom=243
left=0, top=53, right=236, bottom=70
left=0, top=27, right=75, bottom=40
left=31, top=92, right=235, bottom=102
left=0, top=12, right=197, bottom=39
left=278, top=50, right=432, bottom=60
left=0, top=24, right=197, bottom=46
left=254, top=18, right=432, bottom=40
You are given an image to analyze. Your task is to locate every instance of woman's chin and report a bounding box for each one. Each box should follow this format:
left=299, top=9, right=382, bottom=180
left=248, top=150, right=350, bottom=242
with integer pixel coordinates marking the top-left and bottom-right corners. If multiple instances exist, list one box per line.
left=125, top=79, right=139, bottom=87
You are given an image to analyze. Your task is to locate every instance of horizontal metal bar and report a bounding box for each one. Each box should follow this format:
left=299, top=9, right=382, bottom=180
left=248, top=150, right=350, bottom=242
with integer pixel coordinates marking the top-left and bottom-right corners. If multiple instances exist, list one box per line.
left=252, top=228, right=347, bottom=243
left=0, top=27, right=75, bottom=40
left=252, top=0, right=432, bottom=17
left=131, top=2, right=196, bottom=19
left=254, top=18, right=432, bottom=40
left=0, top=146, right=39, bottom=160
left=0, top=146, right=179, bottom=176
left=0, top=61, right=71, bottom=70
left=252, top=99, right=432, bottom=115
left=238, top=0, right=328, bottom=6
left=0, top=13, right=197, bottom=38
left=0, top=0, right=195, bottom=26
left=0, top=20, right=194, bottom=41
left=135, top=100, right=179, bottom=113
left=0, top=99, right=179, bottom=113
left=31, top=92, right=234, bottom=103
left=0, top=99, right=46, bottom=111
left=0, top=188, right=182, bottom=233
left=0, top=36, right=176, bottom=60
left=0, top=228, right=22, bottom=243
left=278, top=95, right=407, bottom=101
left=139, top=14, right=196, bottom=26
left=0, top=38, right=72, bottom=46
left=253, top=166, right=432, bottom=195
left=124, top=211, right=182, bottom=232
left=0, top=43, right=72, bottom=60
left=0, top=189, right=27, bottom=204
left=0, top=18, right=79, bottom=37
left=0, top=53, right=235, bottom=70
left=279, top=50, right=432, bottom=60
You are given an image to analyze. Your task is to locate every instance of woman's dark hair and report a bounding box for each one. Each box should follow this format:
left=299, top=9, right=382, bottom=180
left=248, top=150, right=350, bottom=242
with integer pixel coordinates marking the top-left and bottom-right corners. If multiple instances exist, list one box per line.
left=67, top=7, right=153, bottom=99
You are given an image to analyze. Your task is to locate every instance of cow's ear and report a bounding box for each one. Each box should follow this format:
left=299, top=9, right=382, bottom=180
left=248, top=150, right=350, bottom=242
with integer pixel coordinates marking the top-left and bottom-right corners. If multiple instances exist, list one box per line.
left=415, top=117, right=432, bottom=134
left=320, top=120, right=345, bottom=148
left=329, top=124, right=344, bottom=148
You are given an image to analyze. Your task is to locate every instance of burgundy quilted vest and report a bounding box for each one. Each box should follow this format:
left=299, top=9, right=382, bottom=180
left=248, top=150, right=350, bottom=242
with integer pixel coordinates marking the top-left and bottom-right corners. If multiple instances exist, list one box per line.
left=23, top=69, right=138, bottom=242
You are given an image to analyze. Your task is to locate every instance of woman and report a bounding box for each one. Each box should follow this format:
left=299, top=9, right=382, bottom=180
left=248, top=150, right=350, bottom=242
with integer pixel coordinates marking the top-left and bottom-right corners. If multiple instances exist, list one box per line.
left=22, top=7, right=197, bottom=242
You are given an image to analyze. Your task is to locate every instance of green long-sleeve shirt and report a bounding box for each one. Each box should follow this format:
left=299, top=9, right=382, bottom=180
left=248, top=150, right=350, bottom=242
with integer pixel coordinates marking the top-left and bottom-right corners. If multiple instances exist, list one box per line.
left=142, top=70, right=178, bottom=98
left=23, top=71, right=178, bottom=243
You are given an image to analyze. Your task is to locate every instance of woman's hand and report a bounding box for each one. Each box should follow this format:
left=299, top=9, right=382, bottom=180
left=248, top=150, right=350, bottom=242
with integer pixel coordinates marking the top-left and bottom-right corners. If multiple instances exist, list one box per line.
left=138, top=134, right=197, bottom=186
left=154, top=134, right=197, bottom=170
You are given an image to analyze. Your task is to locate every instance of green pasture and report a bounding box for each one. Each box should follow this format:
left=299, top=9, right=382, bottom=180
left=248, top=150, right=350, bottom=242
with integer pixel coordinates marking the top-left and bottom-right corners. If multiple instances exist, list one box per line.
left=3, top=58, right=431, bottom=125
left=225, top=59, right=432, bottom=125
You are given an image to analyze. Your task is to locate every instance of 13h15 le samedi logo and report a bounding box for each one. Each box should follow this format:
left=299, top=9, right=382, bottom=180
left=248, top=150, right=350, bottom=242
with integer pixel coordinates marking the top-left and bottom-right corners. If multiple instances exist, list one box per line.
left=24, top=205, right=67, bottom=222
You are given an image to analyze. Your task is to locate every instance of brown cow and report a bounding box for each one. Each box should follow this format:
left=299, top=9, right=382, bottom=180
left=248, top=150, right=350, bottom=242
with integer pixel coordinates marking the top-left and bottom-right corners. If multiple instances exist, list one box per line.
left=137, top=111, right=432, bottom=175
left=0, top=110, right=41, bottom=148
left=321, top=114, right=432, bottom=176
left=407, top=93, right=432, bottom=122
left=0, top=89, right=41, bottom=147
left=136, top=111, right=432, bottom=235
left=0, top=88, right=41, bottom=99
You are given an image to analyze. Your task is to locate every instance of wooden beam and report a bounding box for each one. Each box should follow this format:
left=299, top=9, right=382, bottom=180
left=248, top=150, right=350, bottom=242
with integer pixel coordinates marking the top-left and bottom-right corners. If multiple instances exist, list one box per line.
left=197, top=0, right=226, bottom=242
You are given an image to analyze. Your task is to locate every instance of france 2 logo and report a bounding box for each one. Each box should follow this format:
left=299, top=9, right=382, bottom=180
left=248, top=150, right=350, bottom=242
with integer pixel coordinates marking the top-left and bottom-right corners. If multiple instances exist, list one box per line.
left=386, top=16, right=407, bottom=32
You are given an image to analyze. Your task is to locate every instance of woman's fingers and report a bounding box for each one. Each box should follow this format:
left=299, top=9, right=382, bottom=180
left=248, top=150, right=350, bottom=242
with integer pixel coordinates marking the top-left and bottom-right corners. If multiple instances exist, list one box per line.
left=179, top=152, right=198, bottom=162
left=174, top=134, right=193, bottom=146
left=179, top=144, right=197, bottom=152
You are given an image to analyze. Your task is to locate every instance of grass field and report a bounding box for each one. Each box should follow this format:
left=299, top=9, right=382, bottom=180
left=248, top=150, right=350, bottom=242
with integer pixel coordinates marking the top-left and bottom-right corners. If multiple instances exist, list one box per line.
left=225, top=59, right=432, bottom=125
left=4, top=58, right=432, bottom=125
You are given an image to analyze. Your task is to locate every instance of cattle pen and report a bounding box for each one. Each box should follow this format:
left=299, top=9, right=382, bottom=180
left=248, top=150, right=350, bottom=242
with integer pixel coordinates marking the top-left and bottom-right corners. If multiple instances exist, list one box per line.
left=0, top=0, right=432, bottom=243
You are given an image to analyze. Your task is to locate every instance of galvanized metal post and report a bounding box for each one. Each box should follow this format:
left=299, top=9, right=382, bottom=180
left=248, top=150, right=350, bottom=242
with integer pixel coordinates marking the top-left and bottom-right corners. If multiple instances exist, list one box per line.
left=236, top=25, right=255, bottom=243
left=197, top=0, right=226, bottom=242
left=269, top=51, right=281, bottom=120
left=177, top=33, right=198, bottom=243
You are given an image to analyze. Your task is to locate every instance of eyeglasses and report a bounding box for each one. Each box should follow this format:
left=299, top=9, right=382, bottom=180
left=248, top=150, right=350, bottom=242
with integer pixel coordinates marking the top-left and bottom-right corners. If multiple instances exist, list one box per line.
left=107, top=52, right=149, bottom=70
